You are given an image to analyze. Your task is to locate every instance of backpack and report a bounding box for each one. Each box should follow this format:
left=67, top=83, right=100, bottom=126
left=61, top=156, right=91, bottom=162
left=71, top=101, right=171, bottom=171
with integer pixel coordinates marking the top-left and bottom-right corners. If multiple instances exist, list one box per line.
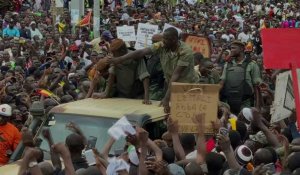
left=222, top=59, right=253, bottom=113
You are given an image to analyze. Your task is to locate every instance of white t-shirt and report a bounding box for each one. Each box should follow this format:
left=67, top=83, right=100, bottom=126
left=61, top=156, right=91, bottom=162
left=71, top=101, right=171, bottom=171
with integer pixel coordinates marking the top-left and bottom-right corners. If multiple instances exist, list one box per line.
left=185, top=150, right=197, bottom=159
left=238, top=32, right=252, bottom=43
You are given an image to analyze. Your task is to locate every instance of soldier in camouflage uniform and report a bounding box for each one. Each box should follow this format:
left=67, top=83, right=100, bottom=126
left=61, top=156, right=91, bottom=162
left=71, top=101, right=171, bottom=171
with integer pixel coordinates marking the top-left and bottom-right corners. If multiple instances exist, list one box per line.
left=110, top=27, right=199, bottom=112
left=147, top=34, right=165, bottom=101
left=220, top=41, right=263, bottom=115
left=198, top=60, right=217, bottom=84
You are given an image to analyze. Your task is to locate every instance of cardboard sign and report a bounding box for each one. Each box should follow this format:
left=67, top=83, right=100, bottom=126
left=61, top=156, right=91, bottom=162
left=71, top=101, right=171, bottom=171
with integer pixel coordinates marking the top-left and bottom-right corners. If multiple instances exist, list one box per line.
left=261, top=29, right=300, bottom=69
left=170, top=83, right=220, bottom=133
left=182, top=34, right=211, bottom=58
left=271, top=71, right=294, bottom=123
left=134, top=23, right=159, bottom=50
left=117, top=26, right=136, bottom=42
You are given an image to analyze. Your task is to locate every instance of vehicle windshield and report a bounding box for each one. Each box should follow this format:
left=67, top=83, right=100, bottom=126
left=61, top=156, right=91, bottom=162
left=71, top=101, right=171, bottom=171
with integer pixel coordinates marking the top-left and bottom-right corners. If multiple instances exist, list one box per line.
left=38, top=113, right=125, bottom=156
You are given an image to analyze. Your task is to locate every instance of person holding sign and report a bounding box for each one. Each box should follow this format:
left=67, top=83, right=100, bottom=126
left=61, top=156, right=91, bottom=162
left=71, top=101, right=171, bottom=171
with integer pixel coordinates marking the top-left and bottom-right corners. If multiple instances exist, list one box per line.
left=109, top=27, right=199, bottom=112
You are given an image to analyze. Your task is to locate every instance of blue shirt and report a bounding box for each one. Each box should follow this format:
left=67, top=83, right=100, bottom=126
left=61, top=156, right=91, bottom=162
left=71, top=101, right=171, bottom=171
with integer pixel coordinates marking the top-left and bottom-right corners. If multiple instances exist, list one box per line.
left=3, top=27, right=20, bottom=37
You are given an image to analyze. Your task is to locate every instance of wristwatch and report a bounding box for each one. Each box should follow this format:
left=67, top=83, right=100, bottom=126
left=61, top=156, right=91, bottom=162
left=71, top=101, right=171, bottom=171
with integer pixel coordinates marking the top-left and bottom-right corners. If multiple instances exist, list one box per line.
left=28, top=161, right=38, bottom=168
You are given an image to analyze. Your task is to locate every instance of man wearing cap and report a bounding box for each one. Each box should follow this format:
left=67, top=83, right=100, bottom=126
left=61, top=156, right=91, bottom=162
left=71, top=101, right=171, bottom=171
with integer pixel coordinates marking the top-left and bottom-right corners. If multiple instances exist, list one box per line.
left=3, top=19, right=20, bottom=39
left=109, top=27, right=199, bottom=112
left=0, top=104, right=21, bottom=165
left=220, top=41, right=263, bottom=115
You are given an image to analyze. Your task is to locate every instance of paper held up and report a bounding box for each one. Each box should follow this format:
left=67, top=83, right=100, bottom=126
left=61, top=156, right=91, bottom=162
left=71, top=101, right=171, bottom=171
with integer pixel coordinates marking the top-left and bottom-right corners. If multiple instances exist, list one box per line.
left=108, top=116, right=136, bottom=140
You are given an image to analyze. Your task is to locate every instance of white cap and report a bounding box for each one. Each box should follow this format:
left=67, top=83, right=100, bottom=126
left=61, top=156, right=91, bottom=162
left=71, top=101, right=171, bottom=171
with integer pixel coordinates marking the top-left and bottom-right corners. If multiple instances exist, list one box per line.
left=30, top=21, right=36, bottom=26
left=242, top=108, right=253, bottom=122
left=0, top=104, right=12, bottom=117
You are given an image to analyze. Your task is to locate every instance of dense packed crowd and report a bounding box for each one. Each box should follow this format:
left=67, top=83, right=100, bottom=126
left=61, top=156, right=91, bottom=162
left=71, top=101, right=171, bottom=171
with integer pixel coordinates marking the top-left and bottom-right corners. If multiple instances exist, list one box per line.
left=0, top=0, right=299, bottom=174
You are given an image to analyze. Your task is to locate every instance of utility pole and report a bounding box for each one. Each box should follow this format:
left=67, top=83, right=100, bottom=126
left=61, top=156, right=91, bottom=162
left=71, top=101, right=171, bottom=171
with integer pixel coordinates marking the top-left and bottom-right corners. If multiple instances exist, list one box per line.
left=93, top=0, right=100, bottom=38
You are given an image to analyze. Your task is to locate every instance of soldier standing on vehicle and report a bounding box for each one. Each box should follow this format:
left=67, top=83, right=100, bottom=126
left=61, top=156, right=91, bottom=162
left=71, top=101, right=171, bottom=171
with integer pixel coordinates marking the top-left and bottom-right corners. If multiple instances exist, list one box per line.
left=220, top=41, right=264, bottom=115
left=109, top=27, right=199, bottom=113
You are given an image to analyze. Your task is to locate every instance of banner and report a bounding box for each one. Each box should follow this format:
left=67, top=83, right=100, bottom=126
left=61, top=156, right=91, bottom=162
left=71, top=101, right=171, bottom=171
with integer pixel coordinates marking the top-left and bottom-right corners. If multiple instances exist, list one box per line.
left=170, top=83, right=220, bottom=133
left=271, top=70, right=299, bottom=123
left=134, top=23, right=159, bottom=50
left=71, top=9, right=80, bottom=24
left=117, top=26, right=136, bottom=42
left=182, top=34, right=211, bottom=58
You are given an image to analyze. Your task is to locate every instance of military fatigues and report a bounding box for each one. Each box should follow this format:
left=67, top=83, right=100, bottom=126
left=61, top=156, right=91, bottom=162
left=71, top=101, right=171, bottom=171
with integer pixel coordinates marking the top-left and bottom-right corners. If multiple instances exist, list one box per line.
left=110, top=56, right=150, bottom=98
left=146, top=54, right=165, bottom=101
left=221, top=59, right=262, bottom=114
left=151, top=41, right=199, bottom=84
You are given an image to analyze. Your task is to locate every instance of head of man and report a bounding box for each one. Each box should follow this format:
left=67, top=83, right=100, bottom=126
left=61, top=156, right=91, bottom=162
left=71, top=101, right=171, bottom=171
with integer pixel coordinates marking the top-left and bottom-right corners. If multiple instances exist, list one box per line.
left=30, top=21, right=37, bottom=30
left=230, top=40, right=245, bottom=58
left=163, top=27, right=179, bottom=51
left=286, top=152, right=300, bottom=173
left=253, top=148, right=273, bottom=166
left=180, top=134, right=196, bottom=154
left=65, top=133, right=85, bottom=155
left=199, top=60, right=213, bottom=76
left=3, top=51, right=10, bottom=62
left=8, top=19, right=15, bottom=29
left=110, top=39, right=128, bottom=57
left=0, top=104, right=12, bottom=126
left=185, top=161, right=204, bottom=175
left=6, top=85, right=18, bottom=95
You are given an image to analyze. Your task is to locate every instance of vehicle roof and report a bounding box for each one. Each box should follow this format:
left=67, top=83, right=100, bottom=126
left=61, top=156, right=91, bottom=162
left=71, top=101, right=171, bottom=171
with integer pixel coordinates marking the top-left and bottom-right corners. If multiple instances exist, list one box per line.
left=0, top=161, right=21, bottom=175
left=49, top=98, right=166, bottom=119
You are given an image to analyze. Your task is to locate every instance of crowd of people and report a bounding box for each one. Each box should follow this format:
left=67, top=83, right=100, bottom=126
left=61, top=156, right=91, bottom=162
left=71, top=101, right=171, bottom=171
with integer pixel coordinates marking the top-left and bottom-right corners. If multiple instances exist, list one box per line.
left=0, top=0, right=299, bottom=174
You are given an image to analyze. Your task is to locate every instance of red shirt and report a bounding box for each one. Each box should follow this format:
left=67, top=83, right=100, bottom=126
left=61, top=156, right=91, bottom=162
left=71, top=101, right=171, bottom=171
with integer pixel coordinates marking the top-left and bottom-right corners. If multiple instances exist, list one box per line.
left=0, top=123, right=21, bottom=165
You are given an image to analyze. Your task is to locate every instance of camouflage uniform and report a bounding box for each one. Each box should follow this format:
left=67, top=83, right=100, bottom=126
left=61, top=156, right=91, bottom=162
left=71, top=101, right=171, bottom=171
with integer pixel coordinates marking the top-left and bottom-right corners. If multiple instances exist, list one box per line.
left=150, top=41, right=199, bottom=84
left=146, top=54, right=165, bottom=101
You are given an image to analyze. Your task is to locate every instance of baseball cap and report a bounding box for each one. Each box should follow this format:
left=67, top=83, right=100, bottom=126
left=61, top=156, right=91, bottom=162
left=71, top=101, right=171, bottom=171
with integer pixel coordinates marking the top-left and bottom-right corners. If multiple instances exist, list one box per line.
left=0, top=104, right=12, bottom=117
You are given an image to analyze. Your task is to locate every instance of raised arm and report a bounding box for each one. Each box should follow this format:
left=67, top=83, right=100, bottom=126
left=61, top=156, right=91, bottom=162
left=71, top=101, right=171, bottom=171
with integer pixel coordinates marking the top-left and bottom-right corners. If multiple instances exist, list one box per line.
left=100, top=137, right=116, bottom=160
left=252, top=108, right=281, bottom=148
left=161, top=66, right=186, bottom=113
left=217, top=134, right=242, bottom=171
left=110, top=47, right=152, bottom=65
left=167, top=117, right=185, bottom=161
left=147, top=139, right=163, bottom=161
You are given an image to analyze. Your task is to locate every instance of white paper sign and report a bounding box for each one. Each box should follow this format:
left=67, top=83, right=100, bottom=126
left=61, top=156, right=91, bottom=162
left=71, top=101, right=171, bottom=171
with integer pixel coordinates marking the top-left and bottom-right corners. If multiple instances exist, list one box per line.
left=108, top=116, right=136, bottom=140
left=93, top=17, right=100, bottom=32
left=271, top=70, right=299, bottom=123
left=134, top=23, right=159, bottom=50
left=163, top=23, right=182, bottom=35
left=56, top=0, right=64, bottom=7
left=71, top=9, right=80, bottom=24
left=117, top=26, right=136, bottom=42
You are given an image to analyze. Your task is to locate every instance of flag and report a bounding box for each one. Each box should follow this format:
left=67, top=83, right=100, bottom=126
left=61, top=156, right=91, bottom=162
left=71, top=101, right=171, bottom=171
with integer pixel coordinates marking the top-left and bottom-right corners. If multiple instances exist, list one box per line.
left=260, top=21, right=267, bottom=30
left=38, top=89, right=54, bottom=97
left=77, top=11, right=92, bottom=27
left=58, top=22, right=66, bottom=33
left=37, top=89, right=60, bottom=104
